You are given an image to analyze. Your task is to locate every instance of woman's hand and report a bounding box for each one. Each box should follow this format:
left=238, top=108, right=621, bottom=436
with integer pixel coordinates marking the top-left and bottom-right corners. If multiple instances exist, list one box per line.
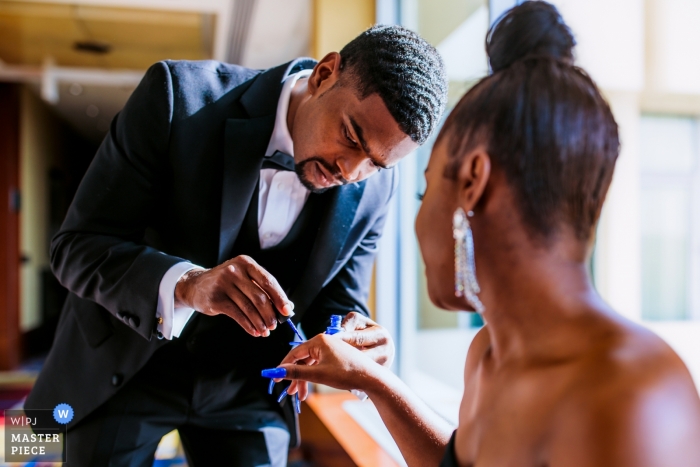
left=275, top=333, right=386, bottom=400
left=274, top=326, right=454, bottom=467
left=338, top=312, right=395, bottom=367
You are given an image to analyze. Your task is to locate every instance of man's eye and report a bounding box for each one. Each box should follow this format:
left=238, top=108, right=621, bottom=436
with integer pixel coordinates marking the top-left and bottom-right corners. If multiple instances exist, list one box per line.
left=344, top=126, right=357, bottom=146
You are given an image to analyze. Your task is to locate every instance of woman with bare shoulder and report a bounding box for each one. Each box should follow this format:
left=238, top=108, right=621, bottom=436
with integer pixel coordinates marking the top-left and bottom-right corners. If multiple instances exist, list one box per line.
left=270, top=2, right=700, bottom=465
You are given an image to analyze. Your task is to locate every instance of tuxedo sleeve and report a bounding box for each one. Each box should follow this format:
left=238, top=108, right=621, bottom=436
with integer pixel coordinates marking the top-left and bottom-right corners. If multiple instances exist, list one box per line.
left=300, top=170, right=398, bottom=338
left=50, top=61, right=188, bottom=341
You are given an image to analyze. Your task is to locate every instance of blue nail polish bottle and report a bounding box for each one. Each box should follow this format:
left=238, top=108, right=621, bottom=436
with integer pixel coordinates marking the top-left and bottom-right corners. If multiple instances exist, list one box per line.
left=326, top=315, right=343, bottom=335
left=325, top=314, right=368, bottom=401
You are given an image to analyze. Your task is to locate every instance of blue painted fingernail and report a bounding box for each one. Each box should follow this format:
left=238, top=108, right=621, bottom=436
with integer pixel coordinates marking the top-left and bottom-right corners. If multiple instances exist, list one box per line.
left=268, top=379, right=275, bottom=394
left=295, top=393, right=301, bottom=414
left=261, top=368, right=287, bottom=379
left=289, top=341, right=302, bottom=346
left=277, top=388, right=288, bottom=403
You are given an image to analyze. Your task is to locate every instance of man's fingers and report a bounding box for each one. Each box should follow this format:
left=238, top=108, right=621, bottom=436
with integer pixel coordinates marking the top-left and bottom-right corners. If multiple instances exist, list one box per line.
left=221, top=264, right=269, bottom=335
left=239, top=278, right=278, bottom=330
left=211, top=300, right=258, bottom=336
left=244, top=259, right=293, bottom=316
left=224, top=286, right=268, bottom=336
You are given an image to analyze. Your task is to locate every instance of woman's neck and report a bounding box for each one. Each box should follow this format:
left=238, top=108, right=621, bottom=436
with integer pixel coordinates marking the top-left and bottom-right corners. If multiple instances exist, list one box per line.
left=475, top=227, right=610, bottom=366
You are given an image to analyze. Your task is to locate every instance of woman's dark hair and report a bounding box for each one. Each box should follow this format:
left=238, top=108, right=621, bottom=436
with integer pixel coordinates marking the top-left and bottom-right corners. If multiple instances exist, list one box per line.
left=339, top=25, right=448, bottom=145
left=439, top=1, right=619, bottom=242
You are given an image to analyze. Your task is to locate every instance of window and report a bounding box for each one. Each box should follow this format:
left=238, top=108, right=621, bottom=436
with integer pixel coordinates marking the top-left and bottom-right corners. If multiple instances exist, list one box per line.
left=413, top=0, right=490, bottom=332
left=640, top=115, right=700, bottom=321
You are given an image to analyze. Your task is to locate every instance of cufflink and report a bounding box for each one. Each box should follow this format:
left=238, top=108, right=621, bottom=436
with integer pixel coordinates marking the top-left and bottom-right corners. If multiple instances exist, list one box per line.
left=156, top=315, right=163, bottom=325
left=127, top=316, right=140, bottom=328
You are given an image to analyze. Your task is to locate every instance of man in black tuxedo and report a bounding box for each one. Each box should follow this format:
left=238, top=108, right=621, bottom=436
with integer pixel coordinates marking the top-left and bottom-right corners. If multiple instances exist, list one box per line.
left=26, top=25, right=447, bottom=466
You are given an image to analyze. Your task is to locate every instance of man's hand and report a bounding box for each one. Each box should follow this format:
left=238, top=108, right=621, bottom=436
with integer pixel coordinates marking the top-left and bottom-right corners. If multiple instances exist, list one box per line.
left=174, top=255, right=293, bottom=337
left=338, top=312, right=395, bottom=367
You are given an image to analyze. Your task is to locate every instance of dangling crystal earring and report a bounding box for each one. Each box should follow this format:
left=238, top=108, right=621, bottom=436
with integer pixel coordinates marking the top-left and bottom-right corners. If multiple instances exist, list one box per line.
left=453, top=208, right=485, bottom=315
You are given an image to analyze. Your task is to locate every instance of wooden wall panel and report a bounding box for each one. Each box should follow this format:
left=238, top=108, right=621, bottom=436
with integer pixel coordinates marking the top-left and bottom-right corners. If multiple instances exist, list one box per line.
left=312, top=0, right=375, bottom=58
left=0, top=83, right=21, bottom=370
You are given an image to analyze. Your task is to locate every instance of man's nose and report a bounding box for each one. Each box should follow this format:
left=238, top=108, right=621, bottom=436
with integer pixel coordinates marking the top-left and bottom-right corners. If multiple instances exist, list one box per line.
left=336, top=154, right=365, bottom=182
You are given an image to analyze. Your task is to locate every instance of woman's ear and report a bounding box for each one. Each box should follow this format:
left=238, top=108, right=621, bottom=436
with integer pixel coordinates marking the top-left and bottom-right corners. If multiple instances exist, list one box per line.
left=307, top=52, right=341, bottom=95
left=457, top=147, right=491, bottom=212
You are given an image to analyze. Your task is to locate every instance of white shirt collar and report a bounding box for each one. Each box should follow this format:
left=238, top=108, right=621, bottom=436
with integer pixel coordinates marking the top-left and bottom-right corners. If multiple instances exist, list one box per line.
left=264, top=69, right=312, bottom=158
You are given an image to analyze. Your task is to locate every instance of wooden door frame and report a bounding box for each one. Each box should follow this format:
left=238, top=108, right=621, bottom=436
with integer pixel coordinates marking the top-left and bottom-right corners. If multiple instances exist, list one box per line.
left=0, top=83, right=21, bottom=370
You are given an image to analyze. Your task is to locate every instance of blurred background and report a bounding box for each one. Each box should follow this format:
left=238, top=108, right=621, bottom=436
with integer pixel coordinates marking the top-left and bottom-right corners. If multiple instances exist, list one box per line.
left=0, top=0, right=698, bottom=465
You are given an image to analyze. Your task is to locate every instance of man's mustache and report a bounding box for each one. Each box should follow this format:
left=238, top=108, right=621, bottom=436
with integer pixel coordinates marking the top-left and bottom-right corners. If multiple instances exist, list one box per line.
left=296, top=158, right=349, bottom=186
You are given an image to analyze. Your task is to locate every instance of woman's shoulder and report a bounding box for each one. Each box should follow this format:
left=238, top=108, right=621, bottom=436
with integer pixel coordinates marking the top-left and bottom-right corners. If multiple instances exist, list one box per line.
left=553, top=317, right=700, bottom=465
left=573, top=313, right=696, bottom=409
left=585, top=314, right=692, bottom=388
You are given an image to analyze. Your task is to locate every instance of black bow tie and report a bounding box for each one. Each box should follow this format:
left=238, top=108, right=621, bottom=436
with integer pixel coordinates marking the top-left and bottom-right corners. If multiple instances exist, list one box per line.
left=262, top=150, right=295, bottom=171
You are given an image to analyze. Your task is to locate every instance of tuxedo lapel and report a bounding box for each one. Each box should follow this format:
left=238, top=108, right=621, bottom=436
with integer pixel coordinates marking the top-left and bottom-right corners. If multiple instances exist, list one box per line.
left=290, top=181, right=366, bottom=316
left=218, top=60, right=294, bottom=263
left=219, top=57, right=338, bottom=287
left=218, top=59, right=316, bottom=263
left=218, top=115, right=275, bottom=263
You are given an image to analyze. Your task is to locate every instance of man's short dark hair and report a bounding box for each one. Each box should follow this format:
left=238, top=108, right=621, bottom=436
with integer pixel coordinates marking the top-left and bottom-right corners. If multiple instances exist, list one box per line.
left=339, top=25, right=448, bottom=145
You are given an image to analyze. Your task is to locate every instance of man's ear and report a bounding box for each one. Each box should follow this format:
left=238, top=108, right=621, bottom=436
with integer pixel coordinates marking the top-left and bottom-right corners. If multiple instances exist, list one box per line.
left=457, top=147, right=491, bottom=212
left=307, top=52, right=342, bottom=95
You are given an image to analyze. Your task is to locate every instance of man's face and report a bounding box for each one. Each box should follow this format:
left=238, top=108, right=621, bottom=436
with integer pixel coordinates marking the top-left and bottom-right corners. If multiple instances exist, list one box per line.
left=291, top=53, right=419, bottom=192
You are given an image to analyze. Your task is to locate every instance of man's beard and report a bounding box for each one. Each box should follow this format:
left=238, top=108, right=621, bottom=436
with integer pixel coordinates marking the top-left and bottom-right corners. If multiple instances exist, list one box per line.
left=295, top=157, right=348, bottom=193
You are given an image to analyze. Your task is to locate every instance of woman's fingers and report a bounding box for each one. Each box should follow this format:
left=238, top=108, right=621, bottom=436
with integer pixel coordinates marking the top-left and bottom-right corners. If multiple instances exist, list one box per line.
left=298, top=381, right=309, bottom=401
left=275, top=337, right=334, bottom=385
left=279, top=340, right=316, bottom=366
left=359, top=346, right=392, bottom=366
left=280, top=362, right=322, bottom=383
left=341, top=311, right=376, bottom=330
left=338, top=312, right=395, bottom=367
left=285, top=380, right=310, bottom=401
left=281, top=354, right=317, bottom=396
left=274, top=334, right=378, bottom=392
left=275, top=348, right=316, bottom=401
left=338, top=327, right=387, bottom=349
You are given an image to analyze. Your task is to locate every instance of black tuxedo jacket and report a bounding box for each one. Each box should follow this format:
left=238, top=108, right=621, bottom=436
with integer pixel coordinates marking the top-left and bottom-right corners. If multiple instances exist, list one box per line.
left=26, top=58, right=398, bottom=438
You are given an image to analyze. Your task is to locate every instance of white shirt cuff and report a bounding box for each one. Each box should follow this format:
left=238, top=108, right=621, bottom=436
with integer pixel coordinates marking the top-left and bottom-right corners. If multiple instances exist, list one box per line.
left=157, top=262, right=199, bottom=340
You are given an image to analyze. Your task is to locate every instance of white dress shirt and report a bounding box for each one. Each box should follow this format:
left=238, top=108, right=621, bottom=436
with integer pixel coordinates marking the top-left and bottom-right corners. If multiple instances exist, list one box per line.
left=156, top=69, right=312, bottom=340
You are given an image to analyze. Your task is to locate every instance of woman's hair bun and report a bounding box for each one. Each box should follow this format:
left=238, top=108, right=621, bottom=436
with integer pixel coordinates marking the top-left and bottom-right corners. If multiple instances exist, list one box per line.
left=487, top=1, right=575, bottom=73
